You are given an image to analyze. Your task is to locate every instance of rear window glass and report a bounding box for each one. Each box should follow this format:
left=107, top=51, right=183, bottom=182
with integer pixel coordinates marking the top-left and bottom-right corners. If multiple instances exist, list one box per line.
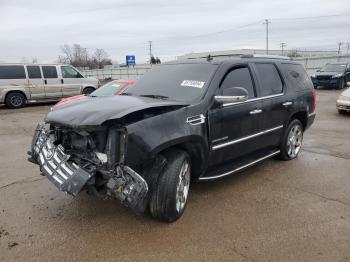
left=281, top=63, right=312, bottom=90
left=254, top=63, right=283, bottom=96
left=0, top=65, right=26, bottom=79
left=27, top=66, right=42, bottom=79
left=42, top=66, right=58, bottom=78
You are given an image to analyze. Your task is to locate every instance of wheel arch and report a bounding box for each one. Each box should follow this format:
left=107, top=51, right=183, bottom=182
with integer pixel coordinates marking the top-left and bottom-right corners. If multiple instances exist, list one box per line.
left=155, top=137, right=209, bottom=179
left=288, top=111, right=308, bottom=130
left=82, top=86, right=96, bottom=94
left=5, top=90, right=28, bottom=101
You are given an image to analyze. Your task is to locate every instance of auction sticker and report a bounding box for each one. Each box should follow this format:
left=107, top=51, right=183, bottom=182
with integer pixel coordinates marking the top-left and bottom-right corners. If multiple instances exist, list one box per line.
left=181, top=80, right=205, bottom=89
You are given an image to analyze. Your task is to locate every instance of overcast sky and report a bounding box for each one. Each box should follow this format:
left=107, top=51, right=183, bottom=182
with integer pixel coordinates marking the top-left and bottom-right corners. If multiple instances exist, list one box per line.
left=0, top=0, right=350, bottom=63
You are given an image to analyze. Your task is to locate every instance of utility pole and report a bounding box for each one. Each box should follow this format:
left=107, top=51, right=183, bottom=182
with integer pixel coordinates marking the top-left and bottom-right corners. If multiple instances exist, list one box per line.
left=149, top=41, right=152, bottom=64
left=263, top=19, right=270, bottom=55
left=346, top=43, right=350, bottom=55
left=280, top=42, right=286, bottom=55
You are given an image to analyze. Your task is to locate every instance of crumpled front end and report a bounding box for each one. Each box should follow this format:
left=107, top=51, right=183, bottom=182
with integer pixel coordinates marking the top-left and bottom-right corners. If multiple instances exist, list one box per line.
left=28, top=123, right=149, bottom=212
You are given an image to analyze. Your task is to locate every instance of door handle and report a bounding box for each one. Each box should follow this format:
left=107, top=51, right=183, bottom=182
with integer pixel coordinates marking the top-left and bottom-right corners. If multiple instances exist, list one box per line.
left=249, top=109, right=262, bottom=115
left=44, top=79, right=47, bottom=85
left=282, top=101, right=293, bottom=107
left=61, top=79, right=64, bottom=84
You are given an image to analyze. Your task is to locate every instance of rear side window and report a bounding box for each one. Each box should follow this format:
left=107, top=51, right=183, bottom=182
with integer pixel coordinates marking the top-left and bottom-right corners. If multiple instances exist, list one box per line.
left=27, top=66, right=42, bottom=79
left=42, top=66, right=58, bottom=78
left=254, top=63, right=283, bottom=96
left=220, top=67, right=256, bottom=98
left=0, top=65, right=26, bottom=79
left=281, top=63, right=313, bottom=90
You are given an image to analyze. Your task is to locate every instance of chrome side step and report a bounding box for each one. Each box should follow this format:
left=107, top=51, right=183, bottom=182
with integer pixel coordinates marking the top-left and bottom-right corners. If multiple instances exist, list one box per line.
left=199, top=150, right=280, bottom=181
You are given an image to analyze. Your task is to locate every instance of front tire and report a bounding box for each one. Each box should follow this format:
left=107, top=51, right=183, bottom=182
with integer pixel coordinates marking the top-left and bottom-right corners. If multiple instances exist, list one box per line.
left=149, top=149, right=191, bottom=222
left=82, top=87, right=95, bottom=95
left=5, top=92, right=26, bottom=109
left=279, top=119, right=304, bottom=160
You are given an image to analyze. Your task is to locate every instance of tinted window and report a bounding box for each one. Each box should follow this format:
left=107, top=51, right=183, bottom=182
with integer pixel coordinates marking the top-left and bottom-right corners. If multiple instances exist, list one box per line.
left=124, top=64, right=218, bottom=102
left=220, top=67, right=255, bottom=98
left=255, top=63, right=283, bottom=96
left=27, top=66, right=42, bottom=79
left=61, top=66, right=82, bottom=78
left=281, top=63, right=313, bottom=90
left=0, top=65, right=26, bottom=79
left=42, top=66, right=58, bottom=78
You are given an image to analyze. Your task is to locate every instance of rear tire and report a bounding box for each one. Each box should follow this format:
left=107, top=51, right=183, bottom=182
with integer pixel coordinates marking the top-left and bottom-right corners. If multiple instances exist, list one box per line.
left=278, top=119, right=304, bottom=161
left=5, top=92, right=26, bottom=109
left=82, top=87, right=95, bottom=95
left=149, top=149, right=191, bottom=222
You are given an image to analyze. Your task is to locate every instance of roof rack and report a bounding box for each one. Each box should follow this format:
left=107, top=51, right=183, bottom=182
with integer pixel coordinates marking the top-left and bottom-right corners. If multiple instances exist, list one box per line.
left=240, top=54, right=291, bottom=60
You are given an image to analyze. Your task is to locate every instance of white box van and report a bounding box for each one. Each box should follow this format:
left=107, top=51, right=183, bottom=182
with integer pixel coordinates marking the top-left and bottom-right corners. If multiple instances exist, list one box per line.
left=0, top=64, right=99, bottom=108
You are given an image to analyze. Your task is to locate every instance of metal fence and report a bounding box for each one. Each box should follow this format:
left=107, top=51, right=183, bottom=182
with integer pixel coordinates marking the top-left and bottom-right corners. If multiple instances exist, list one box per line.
left=81, top=65, right=152, bottom=80
left=81, top=55, right=350, bottom=80
left=295, top=55, right=350, bottom=74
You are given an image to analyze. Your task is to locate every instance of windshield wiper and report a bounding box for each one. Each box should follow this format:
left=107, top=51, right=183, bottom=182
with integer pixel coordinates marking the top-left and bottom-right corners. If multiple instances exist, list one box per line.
left=120, top=92, right=132, bottom=96
left=139, top=94, right=169, bottom=100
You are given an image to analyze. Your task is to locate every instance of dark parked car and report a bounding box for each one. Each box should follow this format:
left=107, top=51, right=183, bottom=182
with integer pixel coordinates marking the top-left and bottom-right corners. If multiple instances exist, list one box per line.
left=28, top=56, right=316, bottom=222
left=311, top=62, right=350, bottom=89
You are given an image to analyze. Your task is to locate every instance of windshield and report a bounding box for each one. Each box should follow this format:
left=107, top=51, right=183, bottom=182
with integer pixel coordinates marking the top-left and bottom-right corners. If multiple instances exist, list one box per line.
left=321, top=64, right=347, bottom=72
left=123, top=63, right=218, bottom=102
left=90, top=81, right=126, bottom=97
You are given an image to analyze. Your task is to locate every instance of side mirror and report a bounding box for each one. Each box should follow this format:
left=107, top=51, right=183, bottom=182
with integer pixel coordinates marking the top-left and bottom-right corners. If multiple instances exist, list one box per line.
left=214, top=87, right=249, bottom=105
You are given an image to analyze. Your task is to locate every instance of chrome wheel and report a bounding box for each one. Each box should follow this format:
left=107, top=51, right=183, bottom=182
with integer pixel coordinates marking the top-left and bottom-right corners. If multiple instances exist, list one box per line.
left=175, top=160, right=190, bottom=213
left=287, top=125, right=303, bottom=158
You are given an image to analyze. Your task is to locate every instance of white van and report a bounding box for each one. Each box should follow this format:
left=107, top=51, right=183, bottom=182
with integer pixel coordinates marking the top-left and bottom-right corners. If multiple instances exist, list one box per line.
left=0, top=64, right=99, bottom=108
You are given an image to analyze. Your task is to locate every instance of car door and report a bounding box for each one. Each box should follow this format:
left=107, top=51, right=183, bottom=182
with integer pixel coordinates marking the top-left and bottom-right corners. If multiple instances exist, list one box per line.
left=26, top=65, right=45, bottom=99
left=208, top=65, right=263, bottom=165
left=41, top=65, right=62, bottom=99
left=60, top=65, right=83, bottom=97
left=252, top=62, right=287, bottom=148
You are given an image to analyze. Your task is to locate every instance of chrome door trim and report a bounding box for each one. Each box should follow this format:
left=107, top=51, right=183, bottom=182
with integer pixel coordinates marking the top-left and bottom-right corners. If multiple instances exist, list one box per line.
left=199, top=150, right=281, bottom=181
left=212, top=125, right=283, bottom=150
left=223, top=93, right=284, bottom=107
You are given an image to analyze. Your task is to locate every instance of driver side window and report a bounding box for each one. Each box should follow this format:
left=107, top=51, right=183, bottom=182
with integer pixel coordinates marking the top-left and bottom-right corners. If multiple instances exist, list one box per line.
left=220, top=67, right=256, bottom=98
left=61, top=66, right=83, bottom=78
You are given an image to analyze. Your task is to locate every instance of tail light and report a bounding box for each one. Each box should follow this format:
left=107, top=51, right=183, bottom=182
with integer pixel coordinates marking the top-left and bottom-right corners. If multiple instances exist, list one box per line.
left=312, top=89, right=316, bottom=112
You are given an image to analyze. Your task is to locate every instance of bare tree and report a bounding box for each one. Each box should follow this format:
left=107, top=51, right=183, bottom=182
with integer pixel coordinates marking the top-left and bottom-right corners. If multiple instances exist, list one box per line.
left=58, top=44, right=111, bottom=69
left=31, top=57, right=38, bottom=64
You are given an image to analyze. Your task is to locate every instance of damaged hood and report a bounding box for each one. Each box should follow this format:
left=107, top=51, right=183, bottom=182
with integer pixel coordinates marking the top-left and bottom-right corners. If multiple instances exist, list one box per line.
left=45, top=95, right=188, bottom=127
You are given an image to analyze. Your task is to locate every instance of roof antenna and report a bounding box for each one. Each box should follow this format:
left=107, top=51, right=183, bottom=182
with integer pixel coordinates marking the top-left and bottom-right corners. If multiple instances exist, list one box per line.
left=206, top=54, right=213, bottom=62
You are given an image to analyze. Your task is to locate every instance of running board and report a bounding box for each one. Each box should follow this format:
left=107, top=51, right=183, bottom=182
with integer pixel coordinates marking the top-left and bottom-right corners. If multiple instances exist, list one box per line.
left=199, top=149, right=280, bottom=181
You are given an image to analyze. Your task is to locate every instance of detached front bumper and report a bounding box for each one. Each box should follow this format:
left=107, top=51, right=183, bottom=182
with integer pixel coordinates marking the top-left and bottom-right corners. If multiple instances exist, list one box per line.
left=28, top=123, right=94, bottom=196
left=28, top=124, right=149, bottom=211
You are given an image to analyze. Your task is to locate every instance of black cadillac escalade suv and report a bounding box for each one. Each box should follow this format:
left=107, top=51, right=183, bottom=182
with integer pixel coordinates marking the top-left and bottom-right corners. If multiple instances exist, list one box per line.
left=28, top=55, right=316, bottom=222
